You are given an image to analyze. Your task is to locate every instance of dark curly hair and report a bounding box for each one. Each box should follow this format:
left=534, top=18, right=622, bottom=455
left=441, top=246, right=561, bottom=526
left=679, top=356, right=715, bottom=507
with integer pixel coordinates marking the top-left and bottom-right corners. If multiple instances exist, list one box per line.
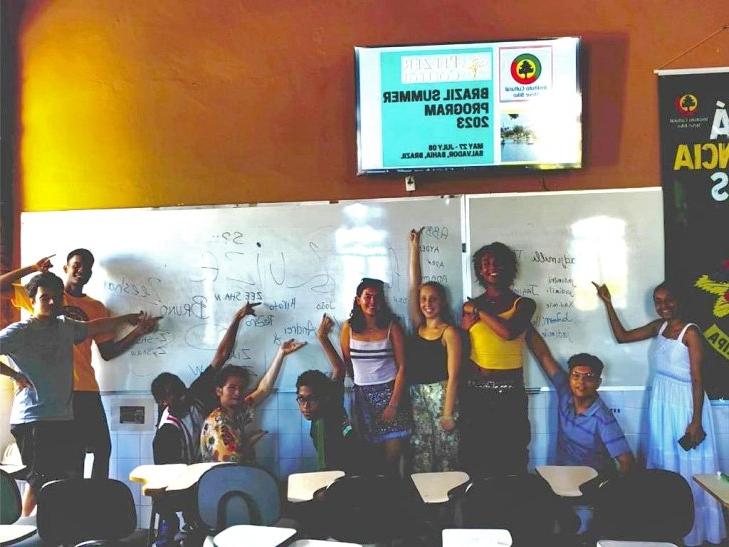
left=472, top=242, right=518, bottom=288
left=66, top=248, right=94, bottom=266
left=348, top=278, right=396, bottom=333
left=214, top=365, right=253, bottom=389
left=567, top=353, right=604, bottom=377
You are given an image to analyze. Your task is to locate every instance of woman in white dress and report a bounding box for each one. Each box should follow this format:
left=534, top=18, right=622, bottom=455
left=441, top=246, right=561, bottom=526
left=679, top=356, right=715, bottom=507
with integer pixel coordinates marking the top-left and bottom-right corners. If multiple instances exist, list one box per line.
left=594, top=281, right=726, bottom=546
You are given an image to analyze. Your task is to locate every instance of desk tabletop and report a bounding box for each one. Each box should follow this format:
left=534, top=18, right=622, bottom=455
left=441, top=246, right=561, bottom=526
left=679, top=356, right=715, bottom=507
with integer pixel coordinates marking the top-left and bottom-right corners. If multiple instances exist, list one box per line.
left=597, top=541, right=678, bottom=546
left=212, top=525, right=296, bottom=547
left=693, top=473, right=729, bottom=508
left=287, top=470, right=345, bottom=502
left=129, top=463, right=187, bottom=495
left=411, top=471, right=470, bottom=504
left=535, top=465, right=597, bottom=497
left=442, top=528, right=512, bottom=546
left=129, top=462, right=228, bottom=496
left=0, top=464, right=26, bottom=476
left=0, top=524, right=37, bottom=545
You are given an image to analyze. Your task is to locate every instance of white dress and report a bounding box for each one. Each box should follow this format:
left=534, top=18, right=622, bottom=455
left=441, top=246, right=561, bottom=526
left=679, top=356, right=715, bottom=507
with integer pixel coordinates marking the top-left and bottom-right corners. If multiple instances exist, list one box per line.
left=647, top=322, right=726, bottom=546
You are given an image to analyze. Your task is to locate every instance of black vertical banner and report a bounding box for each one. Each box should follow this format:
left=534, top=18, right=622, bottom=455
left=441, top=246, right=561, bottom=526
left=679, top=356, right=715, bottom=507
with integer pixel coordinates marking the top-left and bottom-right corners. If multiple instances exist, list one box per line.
left=658, top=69, right=729, bottom=399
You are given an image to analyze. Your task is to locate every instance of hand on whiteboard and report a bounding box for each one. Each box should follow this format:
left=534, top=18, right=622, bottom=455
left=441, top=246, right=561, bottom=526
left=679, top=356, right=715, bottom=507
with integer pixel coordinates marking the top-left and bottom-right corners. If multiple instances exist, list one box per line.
left=409, top=227, right=424, bottom=247
left=33, top=255, right=55, bottom=273
left=592, top=282, right=612, bottom=304
left=136, top=313, right=161, bottom=334
left=237, top=302, right=261, bottom=319
left=316, top=313, right=334, bottom=339
left=281, top=338, right=306, bottom=355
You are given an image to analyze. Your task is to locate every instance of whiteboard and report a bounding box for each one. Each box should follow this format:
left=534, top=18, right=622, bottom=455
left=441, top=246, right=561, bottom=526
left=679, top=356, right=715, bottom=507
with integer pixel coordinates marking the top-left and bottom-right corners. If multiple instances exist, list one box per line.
left=466, top=188, right=664, bottom=388
left=21, top=197, right=463, bottom=392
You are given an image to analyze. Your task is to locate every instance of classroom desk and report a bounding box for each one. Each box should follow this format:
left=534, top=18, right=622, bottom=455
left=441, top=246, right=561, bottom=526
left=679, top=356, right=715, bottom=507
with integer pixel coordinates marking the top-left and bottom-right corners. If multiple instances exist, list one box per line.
left=129, top=462, right=225, bottom=495
left=0, top=464, right=26, bottom=477
left=693, top=473, right=729, bottom=509
left=411, top=471, right=470, bottom=504
left=210, top=525, right=296, bottom=547
left=286, top=470, right=345, bottom=503
left=0, top=524, right=37, bottom=545
left=130, top=462, right=228, bottom=546
left=596, top=541, right=677, bottom=546
left=288, top=540, right=361, bottom=546
left=442, top=528, right=512, bottom=546
left=535, top=465, right=597, bottom=497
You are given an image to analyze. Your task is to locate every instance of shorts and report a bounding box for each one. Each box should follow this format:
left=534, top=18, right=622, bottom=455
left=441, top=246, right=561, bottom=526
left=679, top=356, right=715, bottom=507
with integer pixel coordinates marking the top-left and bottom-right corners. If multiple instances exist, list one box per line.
left=353, top=381, right=411, bottom=444
left=10, top=420, right=80, bottom=490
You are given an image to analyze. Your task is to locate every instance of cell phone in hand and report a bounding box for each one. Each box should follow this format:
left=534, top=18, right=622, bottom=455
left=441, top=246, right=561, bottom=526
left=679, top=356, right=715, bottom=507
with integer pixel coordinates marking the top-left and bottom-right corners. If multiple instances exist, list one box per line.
left=678, top=433, right=693, bottom=451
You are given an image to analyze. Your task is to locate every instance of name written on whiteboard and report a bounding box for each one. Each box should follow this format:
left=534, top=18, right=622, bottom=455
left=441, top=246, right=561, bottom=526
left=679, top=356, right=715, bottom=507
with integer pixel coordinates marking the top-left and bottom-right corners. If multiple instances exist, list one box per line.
left=531, top=251, right=576, bottom=269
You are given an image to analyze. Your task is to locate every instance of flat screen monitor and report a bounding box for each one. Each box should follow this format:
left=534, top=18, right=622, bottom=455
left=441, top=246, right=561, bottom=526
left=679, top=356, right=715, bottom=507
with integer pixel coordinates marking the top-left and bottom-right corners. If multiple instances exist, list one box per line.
left=355, top=37, right=582, bottom=174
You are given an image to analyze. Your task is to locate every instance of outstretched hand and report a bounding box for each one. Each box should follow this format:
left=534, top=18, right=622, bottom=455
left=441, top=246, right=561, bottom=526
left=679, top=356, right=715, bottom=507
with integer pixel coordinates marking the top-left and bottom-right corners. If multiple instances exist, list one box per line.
left=592, top=282, right=612, bottom=304
left=409, top=227, right=424, bottom=248
left=34, top=255, right=54, bottom=273
left=316, top=313, right=334, bottom=339
left=237, top=302, right=261, bottom=319
left=136, top=313, right=161, bottom=335
left=281, top=338, right=306, bottom=355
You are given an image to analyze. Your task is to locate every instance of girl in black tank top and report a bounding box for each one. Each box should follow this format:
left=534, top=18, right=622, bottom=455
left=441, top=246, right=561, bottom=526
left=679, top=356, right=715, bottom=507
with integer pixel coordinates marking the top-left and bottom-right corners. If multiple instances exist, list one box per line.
left=407, top=228, right=462, bottom=472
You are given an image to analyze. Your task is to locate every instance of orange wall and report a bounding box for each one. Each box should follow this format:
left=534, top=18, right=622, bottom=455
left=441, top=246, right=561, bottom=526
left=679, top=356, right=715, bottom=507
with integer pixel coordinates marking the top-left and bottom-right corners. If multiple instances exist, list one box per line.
left=14, top=0, right=729, bottom=212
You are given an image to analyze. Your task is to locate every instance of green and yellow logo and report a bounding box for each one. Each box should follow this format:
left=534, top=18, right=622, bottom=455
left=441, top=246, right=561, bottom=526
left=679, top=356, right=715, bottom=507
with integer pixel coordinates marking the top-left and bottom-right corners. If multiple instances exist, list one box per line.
left=675, top=93, right=699, bottom=117
left=510, top=53, right=542, bottom=85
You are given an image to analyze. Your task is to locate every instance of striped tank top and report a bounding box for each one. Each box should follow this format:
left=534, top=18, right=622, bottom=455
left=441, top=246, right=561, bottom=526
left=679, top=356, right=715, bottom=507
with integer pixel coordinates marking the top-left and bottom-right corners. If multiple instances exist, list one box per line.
left=349, top=323, right=397, bottom=386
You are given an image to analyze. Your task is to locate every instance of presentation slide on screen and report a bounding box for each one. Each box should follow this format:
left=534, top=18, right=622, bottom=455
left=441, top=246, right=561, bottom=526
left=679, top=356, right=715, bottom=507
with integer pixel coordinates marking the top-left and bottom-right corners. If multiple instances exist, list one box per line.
left=356, top=37, right=582, bottom=173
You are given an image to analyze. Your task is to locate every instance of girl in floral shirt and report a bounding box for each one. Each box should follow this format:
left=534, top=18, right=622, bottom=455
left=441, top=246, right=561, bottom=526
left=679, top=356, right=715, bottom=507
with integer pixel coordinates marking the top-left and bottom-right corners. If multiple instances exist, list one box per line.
left=201, top=339, right=304, bottom=463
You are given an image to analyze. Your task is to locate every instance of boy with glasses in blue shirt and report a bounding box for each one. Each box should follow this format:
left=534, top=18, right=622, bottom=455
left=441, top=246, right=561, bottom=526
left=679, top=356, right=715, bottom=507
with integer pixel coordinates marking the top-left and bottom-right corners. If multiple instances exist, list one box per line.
left=526, top=326, right=634, bottom=476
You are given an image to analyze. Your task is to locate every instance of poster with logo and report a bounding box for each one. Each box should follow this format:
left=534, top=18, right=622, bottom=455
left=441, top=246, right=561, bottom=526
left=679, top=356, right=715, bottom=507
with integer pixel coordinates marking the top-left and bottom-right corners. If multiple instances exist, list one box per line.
left=356, top=37, right=582, bottom=173
left=658, top=68, right=729, bottom=398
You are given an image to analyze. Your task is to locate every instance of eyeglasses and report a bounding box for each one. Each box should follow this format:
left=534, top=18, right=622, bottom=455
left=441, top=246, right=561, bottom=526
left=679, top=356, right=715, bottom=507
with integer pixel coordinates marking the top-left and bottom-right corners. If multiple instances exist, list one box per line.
left=569, top=371, right=599, bottom=382
left=296, top=395, right=321, bottom=406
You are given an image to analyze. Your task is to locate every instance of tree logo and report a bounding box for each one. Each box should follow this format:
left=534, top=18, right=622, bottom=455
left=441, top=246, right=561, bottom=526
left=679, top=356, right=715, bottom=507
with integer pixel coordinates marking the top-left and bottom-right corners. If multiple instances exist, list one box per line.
left=510, top=53, right=542, bottom=85
left=675, top=93, right=699, bottom=117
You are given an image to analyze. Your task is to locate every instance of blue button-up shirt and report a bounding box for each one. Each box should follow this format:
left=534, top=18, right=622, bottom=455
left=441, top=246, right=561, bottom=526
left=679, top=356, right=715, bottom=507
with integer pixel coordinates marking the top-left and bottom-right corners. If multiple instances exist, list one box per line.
left=552, top=369, right=631, bottom=475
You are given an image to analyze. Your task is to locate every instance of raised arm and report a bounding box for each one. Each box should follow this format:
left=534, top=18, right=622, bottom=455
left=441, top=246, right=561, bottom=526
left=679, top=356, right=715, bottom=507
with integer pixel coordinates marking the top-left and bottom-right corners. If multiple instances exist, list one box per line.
left=381, top=321, right=407, bottom=423
left=206, top=302, right=260, bottom=370
left=469, top=296, right=536, bottom=340
left=684, top=325, right=707, bottom=447
left=245, top=339, right=306, bottom=406
left=408, top=228, right=425, bottom=330
left=525, top=326, right=561, bottom=378
left=440, top=325, right=462, bottom=432
left=97, top=314, right=161, bottom=360
left=0, top=256, right=53, bottom=289
left=315, top=314, right=346, bottom=381
left=84, top=312, right=147, bottom=338
left=592, top=282, right=660, bottom=343
left=339, top=321, right=354, bottom=379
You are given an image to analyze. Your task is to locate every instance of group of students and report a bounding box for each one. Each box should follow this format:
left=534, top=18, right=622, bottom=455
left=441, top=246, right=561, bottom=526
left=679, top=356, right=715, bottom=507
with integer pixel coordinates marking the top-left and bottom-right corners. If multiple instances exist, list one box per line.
left=0, top=232, right=726, bottom=547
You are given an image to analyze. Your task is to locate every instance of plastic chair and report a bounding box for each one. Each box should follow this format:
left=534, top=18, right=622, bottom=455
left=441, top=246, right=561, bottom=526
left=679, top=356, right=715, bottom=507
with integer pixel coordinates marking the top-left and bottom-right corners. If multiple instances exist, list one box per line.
left=448, top=473, right=579, bottom=546
left=317, top=474, right=423, bottom=544
left=36, top=478, right=137, bottom=546
left=0, top=469, right=37, bottom=545
left=196, top=464, right=282, bottom=532
left=593, top=469, right=694, bottom=543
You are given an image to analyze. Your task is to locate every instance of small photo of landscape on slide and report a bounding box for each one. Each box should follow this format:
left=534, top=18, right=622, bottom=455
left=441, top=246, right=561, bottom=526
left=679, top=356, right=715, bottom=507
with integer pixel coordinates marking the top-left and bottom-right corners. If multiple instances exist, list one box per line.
left=500, top=111, right=539, bottom=162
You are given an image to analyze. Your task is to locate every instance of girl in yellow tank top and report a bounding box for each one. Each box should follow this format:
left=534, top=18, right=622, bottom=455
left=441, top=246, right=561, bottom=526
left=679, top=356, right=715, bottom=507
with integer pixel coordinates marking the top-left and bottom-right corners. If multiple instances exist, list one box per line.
left=460, top=241, right=536, bottom=477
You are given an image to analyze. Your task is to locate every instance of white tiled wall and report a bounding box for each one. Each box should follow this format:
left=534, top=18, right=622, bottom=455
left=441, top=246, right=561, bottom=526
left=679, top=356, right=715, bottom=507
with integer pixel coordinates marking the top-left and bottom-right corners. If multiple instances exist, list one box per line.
left=2, top=388, right=726, bottom=527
